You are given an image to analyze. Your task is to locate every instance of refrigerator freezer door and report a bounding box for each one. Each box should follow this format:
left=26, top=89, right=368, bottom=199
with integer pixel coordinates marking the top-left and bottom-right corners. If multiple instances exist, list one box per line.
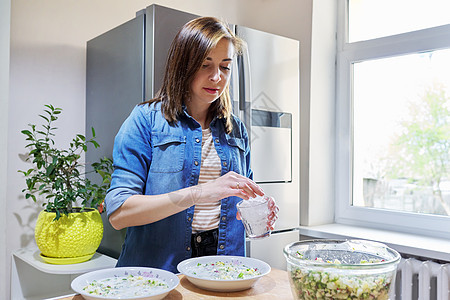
left=248, top=230, right=299, bottom=270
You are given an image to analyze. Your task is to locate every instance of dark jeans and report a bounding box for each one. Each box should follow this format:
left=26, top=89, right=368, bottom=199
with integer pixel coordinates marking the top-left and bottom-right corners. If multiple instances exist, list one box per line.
left=191, top=228, right=218, bottom=258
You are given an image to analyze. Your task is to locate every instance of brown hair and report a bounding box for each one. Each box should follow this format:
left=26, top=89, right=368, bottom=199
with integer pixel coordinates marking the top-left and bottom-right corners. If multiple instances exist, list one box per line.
left=142, top=16, right=245, bottom=133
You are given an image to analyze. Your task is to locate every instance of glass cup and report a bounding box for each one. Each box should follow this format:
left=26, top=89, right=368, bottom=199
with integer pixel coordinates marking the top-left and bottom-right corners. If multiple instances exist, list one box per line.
left=236, top=195, right=271, bottom=239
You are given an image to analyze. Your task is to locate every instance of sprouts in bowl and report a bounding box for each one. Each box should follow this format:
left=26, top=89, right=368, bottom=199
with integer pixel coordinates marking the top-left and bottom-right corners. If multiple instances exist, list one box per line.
left=71, top=267, right=179, bottom=300
left=177, top=255, right=271, bottom=292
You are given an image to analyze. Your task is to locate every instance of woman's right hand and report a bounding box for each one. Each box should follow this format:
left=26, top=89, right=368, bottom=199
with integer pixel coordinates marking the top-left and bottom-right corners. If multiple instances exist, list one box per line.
left=197, top=171, right=264, bottom=204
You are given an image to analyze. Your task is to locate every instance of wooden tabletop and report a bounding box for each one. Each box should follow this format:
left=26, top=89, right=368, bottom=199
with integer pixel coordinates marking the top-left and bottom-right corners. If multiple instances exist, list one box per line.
left=60, top=268, right=294, bottom=300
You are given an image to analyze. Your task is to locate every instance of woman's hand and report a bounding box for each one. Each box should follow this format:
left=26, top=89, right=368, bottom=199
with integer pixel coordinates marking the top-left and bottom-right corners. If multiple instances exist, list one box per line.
left=236, top=195, right=279, bottom=231
left=266, top=196, right=279, bottom=230
left=198, top=171, right=264, bottom=203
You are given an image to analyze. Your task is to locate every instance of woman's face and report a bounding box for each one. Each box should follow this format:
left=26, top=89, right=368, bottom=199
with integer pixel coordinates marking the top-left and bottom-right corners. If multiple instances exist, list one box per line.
left=189, top=38, right=234, bottom=108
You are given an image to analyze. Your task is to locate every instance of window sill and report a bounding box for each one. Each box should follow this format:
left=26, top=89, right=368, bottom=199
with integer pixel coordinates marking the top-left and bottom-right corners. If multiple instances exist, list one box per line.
left=298, top=223, right=450, bottom=262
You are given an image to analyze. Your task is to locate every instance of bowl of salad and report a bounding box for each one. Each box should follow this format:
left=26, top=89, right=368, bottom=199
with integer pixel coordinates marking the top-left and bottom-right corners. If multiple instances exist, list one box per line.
left=177, top=255, right=271, bottom=292
left=71, top=267, right=179, bottom=300
left=283, top=239, right=401, bottom=300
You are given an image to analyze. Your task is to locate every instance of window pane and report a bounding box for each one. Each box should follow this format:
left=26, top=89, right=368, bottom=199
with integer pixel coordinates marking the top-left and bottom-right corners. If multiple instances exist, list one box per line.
left=352, top=49, right=450, bottom=216
left=349, top=0, right=450, bottom=42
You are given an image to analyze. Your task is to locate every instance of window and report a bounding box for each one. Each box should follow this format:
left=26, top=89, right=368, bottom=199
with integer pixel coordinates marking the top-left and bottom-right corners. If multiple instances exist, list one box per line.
left=348, top=0, right=450, bottom=42
left=336, top=0, right=450, bottom=239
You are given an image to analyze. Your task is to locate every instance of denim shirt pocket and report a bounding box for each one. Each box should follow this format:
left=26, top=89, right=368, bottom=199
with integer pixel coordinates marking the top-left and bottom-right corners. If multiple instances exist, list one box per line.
left=226, top=136, right=246, bottom=175
left=150, top=133, right=186, bottom=173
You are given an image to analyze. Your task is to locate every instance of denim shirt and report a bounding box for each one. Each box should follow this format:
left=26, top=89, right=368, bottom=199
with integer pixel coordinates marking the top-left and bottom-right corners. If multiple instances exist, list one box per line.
left=105, top=102, right=252, bottom=273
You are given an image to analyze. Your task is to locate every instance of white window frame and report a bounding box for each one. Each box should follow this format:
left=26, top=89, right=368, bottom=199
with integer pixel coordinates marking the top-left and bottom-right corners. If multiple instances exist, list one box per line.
left=335, top=0, right=450, bottom=239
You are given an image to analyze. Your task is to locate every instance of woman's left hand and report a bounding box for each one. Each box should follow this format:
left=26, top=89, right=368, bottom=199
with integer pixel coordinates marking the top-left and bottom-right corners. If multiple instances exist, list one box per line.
left=236, top=195, right=279, bottom=230
left=266, top=196, right=279, bottom=230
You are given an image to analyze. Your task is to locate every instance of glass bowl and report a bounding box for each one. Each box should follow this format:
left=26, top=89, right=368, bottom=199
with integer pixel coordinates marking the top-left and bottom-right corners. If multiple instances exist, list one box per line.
left=283, top=239, right=401, bottom=300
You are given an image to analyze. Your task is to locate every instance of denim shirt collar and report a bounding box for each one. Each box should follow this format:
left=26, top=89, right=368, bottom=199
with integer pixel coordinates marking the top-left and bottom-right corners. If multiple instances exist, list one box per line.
left=180, top=103, right=222, bottom=130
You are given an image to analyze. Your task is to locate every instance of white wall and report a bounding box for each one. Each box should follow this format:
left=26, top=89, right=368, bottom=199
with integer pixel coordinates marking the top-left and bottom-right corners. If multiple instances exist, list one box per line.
left=305, top=0, right=337, bottom=225
left=5, top=0, right=313, bottom=298
left=1, top=0, right=11, bottom=298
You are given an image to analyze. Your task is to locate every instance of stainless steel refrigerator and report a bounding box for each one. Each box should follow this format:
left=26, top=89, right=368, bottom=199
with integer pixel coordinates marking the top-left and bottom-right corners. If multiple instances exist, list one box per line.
left=86, top=4, right=299, bottom=270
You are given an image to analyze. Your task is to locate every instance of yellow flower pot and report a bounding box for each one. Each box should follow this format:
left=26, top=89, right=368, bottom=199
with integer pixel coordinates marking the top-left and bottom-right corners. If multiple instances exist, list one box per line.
left=35, top=208, right=103, bottom=264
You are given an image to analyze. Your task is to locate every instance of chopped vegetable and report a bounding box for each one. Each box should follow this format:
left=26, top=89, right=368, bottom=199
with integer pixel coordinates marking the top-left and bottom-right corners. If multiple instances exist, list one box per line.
left=82, top=274, right=169, bottom=297
left=288, top=257, right=394, bottom=300
left=187, top=260, right=261, bottom=280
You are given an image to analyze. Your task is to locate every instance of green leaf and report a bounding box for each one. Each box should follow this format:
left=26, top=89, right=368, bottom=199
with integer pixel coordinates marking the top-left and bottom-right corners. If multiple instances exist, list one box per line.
left=91, top=140, right=100, bottom=148
left=39, top=114, right=49, bottom=122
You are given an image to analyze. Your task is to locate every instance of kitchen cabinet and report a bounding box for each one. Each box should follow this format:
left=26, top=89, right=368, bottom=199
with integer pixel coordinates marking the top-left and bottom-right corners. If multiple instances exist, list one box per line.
left=11, top=247, right=117, bottom=300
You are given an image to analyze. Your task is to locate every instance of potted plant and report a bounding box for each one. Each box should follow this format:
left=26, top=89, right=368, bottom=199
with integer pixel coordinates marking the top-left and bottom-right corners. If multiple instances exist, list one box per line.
left=19, top=104, right=113, bottom=264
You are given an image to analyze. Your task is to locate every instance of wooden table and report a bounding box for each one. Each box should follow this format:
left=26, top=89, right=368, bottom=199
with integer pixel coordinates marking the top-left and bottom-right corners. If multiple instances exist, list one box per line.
left=59, top=268, right=294, bottom=299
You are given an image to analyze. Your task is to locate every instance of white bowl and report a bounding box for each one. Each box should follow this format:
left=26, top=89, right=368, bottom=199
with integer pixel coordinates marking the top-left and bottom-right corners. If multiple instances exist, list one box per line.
left=71, top=267, right=179, bottom=300
left=177, top=255, right=271, bottom=292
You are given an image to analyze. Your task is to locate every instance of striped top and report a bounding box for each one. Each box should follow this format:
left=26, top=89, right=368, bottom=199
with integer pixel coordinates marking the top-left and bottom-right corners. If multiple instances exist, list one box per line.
left=191, top=128, right=222, bottom=233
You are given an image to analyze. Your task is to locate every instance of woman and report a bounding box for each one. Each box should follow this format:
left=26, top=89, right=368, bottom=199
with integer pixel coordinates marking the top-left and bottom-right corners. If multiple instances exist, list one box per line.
left=105, top=16, right=278, bottom=273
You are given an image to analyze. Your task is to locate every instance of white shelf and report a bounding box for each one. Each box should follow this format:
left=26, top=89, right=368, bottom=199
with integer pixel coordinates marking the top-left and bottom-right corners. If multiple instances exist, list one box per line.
left=11, top=246, right=117, bottom=300
left=13, top=247, right=117, bottom=274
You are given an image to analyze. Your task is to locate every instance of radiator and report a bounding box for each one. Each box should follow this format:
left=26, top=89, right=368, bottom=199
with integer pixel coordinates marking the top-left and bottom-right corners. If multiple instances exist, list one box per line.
left=391, top=258, right=450, bottom=300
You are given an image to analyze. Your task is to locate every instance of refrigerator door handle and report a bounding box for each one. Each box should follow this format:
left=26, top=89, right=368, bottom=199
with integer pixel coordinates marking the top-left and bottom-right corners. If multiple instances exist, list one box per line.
left=238, top=46, right=252, bottom=140
left=231, top=57, right=240, bottom=117
left=237, top=55, right=245, bottom=111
